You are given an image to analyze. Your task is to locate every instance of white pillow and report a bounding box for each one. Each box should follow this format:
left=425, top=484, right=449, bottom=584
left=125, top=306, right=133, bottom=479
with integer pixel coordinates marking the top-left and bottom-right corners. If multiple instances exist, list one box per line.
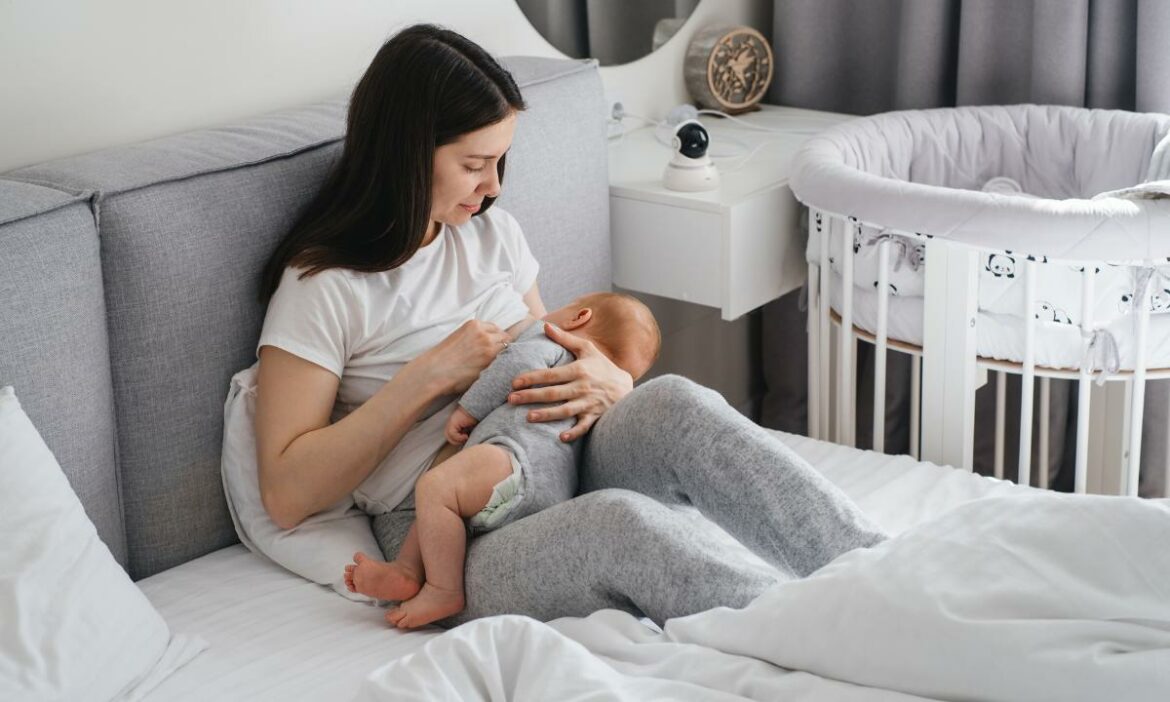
left=220, top=363, right=381, bottom=601
left=0, top=386, right=206, bottom=701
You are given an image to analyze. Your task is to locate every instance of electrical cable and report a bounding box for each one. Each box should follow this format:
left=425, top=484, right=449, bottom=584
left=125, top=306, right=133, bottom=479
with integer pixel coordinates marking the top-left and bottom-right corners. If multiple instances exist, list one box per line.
left=616, top=103, right=834, bottom=170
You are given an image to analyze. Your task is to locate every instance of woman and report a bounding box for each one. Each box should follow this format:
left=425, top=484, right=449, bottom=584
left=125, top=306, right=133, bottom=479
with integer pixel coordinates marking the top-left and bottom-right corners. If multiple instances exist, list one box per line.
left=255, top=24, right=884, bottom=628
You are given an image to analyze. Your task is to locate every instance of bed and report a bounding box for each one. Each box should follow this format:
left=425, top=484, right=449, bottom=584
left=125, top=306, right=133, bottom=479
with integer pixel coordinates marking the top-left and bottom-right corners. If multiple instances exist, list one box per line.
left=137, top=431, right=1029, bottom=701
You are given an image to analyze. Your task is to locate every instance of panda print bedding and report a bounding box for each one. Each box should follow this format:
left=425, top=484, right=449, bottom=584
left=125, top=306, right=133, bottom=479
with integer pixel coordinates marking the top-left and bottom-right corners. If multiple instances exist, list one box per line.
left=808, top=216, right=1170, bottom=371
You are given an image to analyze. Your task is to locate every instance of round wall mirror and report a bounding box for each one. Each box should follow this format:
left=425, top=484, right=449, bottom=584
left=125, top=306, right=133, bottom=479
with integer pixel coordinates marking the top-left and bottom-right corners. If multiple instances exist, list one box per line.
left=516, top=0, right=701, bottom=66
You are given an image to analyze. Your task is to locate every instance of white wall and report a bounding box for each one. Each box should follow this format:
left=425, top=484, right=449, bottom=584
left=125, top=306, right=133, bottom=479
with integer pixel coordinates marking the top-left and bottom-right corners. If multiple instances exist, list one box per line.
left=0, top=0, right=772, bottom=415
left=0, top=0, right=767, bottom=172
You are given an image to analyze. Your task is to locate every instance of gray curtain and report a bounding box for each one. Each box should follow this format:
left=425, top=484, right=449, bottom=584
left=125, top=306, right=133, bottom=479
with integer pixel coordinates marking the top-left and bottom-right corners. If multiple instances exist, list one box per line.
left=760, top=0, right=1170, bottom=496
left=767, top=0, right=1170, bottom=114
left=517, top=0, right=699, bottom=65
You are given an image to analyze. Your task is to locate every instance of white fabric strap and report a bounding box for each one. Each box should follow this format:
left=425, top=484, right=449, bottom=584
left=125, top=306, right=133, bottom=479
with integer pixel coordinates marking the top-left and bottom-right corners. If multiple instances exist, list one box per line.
left=867, top=232, right=923, bottom=272
left=1081, top=328, right=1121, bottom=386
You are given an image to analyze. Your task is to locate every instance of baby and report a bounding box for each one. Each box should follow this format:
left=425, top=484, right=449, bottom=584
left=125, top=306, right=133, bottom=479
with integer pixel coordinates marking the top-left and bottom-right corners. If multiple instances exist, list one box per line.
left=344, top=291, right=661, bottom=628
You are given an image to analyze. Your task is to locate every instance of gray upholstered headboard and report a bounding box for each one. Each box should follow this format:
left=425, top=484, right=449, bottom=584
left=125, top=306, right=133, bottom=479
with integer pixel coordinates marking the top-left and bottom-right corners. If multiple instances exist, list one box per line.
left=0, top=56, right=611, bottom=579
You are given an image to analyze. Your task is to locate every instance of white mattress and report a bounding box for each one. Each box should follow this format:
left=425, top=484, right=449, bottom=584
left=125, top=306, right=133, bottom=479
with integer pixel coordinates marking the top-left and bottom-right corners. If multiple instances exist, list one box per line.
left=138, top=430, right=1029, bottom=701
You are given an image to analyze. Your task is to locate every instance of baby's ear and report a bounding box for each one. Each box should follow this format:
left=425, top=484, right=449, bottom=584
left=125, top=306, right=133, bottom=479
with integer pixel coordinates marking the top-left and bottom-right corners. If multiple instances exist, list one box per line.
left=566, top=307, right=592, bottom=329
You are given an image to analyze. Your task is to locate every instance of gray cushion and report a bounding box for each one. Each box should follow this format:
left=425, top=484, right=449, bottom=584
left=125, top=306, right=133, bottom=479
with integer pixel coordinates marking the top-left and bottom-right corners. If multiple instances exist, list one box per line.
left=10, top=100, right=348, bottom=198
left=0, top=180, right=85, bottom=223
left=496, top=58, right=612, bottom=309
left=97, top=147, right=345, bottom=578
left=9, top=106, right=348, bottom=578
left=0, top=181, right=125, bottom=565
left=2, top=55, right=610, bottom=579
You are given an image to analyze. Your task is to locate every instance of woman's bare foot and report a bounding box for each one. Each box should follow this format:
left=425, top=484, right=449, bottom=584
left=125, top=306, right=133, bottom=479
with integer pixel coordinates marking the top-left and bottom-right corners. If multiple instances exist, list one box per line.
left=343, top=552, right=422, bottom=601
left=384, top=583, right=464, bottom=629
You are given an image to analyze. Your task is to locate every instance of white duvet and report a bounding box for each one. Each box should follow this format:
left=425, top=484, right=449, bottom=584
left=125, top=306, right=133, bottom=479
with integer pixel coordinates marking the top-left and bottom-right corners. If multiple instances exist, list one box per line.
left=355, top=493, right=1170, bottom=702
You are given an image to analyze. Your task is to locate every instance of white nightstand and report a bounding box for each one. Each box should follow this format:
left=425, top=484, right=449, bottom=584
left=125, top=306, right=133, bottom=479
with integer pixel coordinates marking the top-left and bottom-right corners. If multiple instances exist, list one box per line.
left=608, top=105, right=853, bottom=320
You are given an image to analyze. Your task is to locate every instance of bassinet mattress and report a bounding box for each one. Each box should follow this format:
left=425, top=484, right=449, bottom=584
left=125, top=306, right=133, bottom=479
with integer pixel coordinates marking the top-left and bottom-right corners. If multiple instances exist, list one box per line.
left=137, top=430, right=1027, bottom=701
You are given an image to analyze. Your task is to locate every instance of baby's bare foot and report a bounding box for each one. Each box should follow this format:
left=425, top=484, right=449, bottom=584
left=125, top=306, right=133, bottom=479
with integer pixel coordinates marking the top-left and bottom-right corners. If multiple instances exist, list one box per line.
left=346, top=552, right=422, bottom=601
left=384, top=583, right=465, bottom=629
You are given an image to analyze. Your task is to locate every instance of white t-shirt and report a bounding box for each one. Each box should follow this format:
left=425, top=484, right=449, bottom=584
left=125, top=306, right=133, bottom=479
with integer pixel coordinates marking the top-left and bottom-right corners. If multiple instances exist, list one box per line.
left=257, top=207, right=540, bottom=513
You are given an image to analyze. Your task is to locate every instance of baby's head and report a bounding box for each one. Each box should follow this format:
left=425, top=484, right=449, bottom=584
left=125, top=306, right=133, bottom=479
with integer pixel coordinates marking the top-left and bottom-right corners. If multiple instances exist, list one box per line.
left=542, top=292, right=661, bottom=380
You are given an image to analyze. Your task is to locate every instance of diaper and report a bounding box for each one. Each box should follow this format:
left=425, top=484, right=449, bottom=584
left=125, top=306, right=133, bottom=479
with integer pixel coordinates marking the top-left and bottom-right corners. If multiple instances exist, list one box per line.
left=468, top=442, right=525, bottom=533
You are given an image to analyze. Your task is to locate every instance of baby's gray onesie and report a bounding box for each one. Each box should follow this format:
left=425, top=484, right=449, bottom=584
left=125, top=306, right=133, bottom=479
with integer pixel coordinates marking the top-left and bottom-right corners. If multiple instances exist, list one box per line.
left=460, top=323, right=579, bottom=533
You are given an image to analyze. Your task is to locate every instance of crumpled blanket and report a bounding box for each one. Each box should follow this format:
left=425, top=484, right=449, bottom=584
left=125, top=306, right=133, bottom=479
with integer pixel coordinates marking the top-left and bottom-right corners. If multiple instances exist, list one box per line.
left=354, top=493, right=1170, bottom=702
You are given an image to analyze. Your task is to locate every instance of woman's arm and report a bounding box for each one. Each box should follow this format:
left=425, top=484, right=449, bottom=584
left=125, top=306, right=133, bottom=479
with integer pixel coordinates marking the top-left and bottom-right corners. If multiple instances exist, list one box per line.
left=512, top=283, right=634, bottom=442
left=255, top=346, right=441, bottom=529
left=255, top=319, right=511, bottom=529
left=521, top=282, right=547, bottom=318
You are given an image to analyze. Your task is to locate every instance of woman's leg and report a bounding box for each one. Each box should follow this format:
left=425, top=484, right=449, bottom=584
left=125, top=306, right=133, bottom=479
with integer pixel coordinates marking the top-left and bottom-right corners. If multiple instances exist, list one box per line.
left=373, top=488, right=780, bottom=627
left=580, top=374, right=886, bottom=578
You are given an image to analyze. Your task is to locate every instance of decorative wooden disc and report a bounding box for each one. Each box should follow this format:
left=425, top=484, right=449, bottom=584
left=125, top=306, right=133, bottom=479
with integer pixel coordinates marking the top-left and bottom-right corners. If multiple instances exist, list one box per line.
left=685, top=25, right=774, bottom=114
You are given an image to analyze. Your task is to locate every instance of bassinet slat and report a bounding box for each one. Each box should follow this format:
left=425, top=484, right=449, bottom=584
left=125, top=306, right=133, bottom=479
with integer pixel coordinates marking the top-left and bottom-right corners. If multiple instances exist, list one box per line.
left=1040, top=378, right=1051, bottom=488
left=818, top=212, right=832, bottom=441
left=994, top=371, right=1006, bottom=480
left=838, top=221, right=856, bottom=447
left=1019, top=261, right=1038, bottom=487
left=910, top=355, right=921, bottom=460
left=1075, top=268, right=1097, bottom=494
left=874, top=239, right=891, bottom=453
left=807, top=260, right=821, bottom=440
left=1128, top=284, right=1152, bottom=496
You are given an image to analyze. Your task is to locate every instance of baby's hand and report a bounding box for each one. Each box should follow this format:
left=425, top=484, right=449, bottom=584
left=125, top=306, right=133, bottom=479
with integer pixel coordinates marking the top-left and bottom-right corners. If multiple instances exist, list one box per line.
left=445, top=405, right=479, bottom=444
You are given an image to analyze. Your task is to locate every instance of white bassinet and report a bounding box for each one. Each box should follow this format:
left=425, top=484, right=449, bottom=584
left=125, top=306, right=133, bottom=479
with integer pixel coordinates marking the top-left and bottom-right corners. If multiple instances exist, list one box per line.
left=791, top=104, right=1170, bottom=497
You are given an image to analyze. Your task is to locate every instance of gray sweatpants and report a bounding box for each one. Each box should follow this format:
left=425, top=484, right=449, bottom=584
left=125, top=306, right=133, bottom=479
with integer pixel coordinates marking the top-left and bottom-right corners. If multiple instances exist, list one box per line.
left=372, top=374, right=886, bottom=627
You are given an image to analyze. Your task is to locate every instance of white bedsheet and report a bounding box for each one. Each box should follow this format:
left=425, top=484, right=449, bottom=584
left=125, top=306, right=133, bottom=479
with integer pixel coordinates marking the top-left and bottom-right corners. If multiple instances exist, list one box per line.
left=137, top=546, right=440, bottom=701
left=138, top=430, right=1026, bottom=701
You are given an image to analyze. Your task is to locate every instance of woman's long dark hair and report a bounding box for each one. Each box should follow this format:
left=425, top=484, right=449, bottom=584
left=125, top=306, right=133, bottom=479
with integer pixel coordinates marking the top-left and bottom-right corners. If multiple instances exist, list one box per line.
left=259, top=24, right=526, bottom=303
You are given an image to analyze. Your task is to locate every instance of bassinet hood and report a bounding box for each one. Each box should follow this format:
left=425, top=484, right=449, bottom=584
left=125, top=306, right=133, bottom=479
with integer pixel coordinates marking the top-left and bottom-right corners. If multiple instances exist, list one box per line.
left=791, top=104, right=1170, bottom=262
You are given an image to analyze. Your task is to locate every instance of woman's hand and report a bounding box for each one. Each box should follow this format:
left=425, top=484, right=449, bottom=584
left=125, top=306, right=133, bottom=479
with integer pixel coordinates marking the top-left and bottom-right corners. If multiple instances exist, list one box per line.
left=508, top=322, right=634, bottom=442
left=417, top=319, right=511, bottom=394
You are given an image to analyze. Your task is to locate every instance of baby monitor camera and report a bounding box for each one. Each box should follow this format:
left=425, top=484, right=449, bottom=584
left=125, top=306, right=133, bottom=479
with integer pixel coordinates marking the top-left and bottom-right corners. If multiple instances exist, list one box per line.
left=675, top=121, right=709, bottom=158
left=663, top=119, right=720, bottom=192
